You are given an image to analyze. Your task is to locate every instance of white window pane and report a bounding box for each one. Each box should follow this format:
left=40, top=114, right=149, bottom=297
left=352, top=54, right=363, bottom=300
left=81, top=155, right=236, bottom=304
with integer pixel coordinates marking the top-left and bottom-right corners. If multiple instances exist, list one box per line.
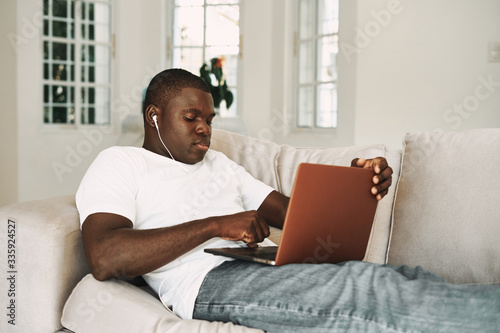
left=316, top=83, right=337, bottom=128
left=93, top=86, right=110, bottom=124
left=95, top=44, right=109, bottom=66
left=298, top=41, right=314, bottom=84
left=93, top=66, right=109, bottom=84
left=207, top=0, right=239, bottom=4
left=317, top=0, right=339, bottom=35
left=175, top=0, right=204, bottom=6
left=93, top=2, right=110, bottom=24
left=316, top=35, right=338, bottom=82
left=206, top=5, right=239, bottom=46
left=92, top=22, right=110, bottom=42
left=173, top=7, right=204, bottom=46
left=220, top=54, right=238, bottom=87
left=173, top=47, right=204, bottom=76
left=297, top=86, right=314, bottom=127
left=299, top=0, right=314, bottom=40
left=205, top=45, right=239, bottom=59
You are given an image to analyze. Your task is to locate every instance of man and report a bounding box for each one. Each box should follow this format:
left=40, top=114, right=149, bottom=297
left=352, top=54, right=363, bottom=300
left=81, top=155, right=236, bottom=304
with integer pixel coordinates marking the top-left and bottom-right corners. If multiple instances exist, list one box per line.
left=77, top=69, right=499, bottom=332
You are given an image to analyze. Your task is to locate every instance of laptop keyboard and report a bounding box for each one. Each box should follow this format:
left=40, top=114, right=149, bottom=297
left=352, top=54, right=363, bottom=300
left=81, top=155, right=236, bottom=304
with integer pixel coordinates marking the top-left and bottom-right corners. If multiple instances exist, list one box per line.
left=252, top=251, right=277, bottom=261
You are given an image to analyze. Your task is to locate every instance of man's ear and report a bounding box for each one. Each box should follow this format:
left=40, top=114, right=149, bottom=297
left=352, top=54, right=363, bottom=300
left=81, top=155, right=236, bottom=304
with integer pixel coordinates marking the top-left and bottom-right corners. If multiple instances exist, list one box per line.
left=144, top=104, right=159, bottom=128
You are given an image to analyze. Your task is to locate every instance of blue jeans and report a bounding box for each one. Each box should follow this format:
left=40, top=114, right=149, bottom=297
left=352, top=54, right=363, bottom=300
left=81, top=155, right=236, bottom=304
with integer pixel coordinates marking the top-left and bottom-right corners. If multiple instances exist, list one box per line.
left=193, top=260, right=500, bottom=333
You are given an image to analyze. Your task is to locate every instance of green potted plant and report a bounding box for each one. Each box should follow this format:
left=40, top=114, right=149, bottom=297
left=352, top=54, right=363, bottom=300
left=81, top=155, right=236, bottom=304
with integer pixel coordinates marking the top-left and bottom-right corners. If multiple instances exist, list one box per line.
left=200, top=56, right=234, bottom=111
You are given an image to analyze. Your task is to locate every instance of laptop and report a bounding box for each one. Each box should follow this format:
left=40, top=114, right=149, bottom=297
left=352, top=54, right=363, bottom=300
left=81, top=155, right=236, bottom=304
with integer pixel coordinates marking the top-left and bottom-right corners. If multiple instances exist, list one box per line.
left=204, top=163, right=379, bottom=266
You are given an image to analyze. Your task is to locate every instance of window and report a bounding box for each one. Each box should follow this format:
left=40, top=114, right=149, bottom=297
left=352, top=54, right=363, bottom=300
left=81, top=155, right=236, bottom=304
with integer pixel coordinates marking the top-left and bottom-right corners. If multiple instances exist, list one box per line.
left=43, top=0, right=112, bottom=125
left=296, top=0, right=338, bottom=129
left=168, top=0, right=240, bottom=117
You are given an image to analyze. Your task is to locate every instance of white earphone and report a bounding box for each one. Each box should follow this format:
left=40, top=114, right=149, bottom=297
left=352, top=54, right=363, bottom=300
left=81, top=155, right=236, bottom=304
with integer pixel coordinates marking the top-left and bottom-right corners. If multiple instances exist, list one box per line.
left=152, top=114, right=176, bottom=161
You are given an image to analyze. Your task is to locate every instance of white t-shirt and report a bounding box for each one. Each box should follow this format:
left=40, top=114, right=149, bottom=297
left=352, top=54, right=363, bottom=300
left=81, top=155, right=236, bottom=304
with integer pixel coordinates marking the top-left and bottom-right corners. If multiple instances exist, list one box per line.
left=76, top=146, right=275, bottom=319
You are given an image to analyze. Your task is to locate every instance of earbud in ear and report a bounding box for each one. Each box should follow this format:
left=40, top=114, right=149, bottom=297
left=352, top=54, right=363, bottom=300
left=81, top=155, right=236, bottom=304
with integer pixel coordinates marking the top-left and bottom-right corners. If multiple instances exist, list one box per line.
left=152, top=114, right=158, bottom=129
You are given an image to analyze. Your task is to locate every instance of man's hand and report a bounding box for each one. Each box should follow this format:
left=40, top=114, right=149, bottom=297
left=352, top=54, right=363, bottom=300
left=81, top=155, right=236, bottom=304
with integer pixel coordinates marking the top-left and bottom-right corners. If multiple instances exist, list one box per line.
left=351, top=157, right=393, bottom=201
left=216, top=211, right=271, bottom=247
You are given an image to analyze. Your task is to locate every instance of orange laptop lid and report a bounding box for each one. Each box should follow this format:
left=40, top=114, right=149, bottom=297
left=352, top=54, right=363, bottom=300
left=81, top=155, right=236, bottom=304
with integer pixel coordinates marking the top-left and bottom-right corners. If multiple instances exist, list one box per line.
left=274, top=163, right=378, bottom=266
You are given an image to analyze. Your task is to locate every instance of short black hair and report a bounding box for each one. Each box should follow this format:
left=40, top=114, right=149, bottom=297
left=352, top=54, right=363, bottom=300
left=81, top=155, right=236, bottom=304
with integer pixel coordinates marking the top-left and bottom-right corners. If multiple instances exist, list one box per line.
left=143, top=68, right=211, bottom=114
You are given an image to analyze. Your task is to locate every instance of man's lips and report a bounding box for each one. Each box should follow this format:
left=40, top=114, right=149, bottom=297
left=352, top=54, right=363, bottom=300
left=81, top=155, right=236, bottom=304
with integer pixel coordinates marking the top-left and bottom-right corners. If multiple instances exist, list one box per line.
left=194, top=142, right=210, bottom=151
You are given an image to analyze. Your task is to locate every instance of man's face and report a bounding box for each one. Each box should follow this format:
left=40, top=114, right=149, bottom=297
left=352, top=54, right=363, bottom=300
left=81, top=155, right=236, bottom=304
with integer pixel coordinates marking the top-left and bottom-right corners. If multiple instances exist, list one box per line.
left=158, top=87, right=216, bottom=164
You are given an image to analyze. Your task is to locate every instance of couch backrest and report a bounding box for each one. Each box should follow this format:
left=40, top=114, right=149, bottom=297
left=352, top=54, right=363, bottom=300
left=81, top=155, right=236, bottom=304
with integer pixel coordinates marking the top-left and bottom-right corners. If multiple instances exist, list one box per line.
left=211, top=129, right=402, bottom=264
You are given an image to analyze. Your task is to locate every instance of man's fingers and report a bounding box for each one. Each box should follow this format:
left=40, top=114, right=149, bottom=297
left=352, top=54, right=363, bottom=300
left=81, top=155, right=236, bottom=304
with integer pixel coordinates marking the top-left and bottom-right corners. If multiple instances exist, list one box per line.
left=244, top=214, right=269, bottom=244
left=375, top=189, right=389, bottom=201
left=371, top=157, right=389, bottom=174
left=351, top=158, right=366, bottom=168
left=371, top=174, right=392, bottom=199
left=351, top=157, right=393, bottom=201
left=373, top=166, right=393, bottom=184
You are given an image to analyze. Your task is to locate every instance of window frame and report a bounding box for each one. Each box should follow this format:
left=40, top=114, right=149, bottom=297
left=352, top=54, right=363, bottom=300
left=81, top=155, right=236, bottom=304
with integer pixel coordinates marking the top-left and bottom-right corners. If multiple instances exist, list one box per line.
left=165, top=0, right=241, bottom=118
left=42, top=0, right=113, bottom=129
left=291, top=0, right=339, bottom=133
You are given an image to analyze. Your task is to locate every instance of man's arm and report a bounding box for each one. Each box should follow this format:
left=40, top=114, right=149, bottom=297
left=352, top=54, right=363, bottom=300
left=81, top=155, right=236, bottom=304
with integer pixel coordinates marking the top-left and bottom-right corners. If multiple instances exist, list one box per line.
left=257, top=190, right=289, bottom=230
left=82, top=210, right=270, bottom=281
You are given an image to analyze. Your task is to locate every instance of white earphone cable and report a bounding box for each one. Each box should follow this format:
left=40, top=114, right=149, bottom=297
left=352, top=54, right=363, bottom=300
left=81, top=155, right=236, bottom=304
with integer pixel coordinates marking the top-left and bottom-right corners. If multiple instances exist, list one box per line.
left=153, top=116, right=176, bottom=162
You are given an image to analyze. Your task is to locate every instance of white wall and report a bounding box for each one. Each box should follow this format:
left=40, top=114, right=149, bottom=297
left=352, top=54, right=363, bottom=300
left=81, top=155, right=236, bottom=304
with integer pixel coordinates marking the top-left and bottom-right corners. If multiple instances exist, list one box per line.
left=352, top=0, right=500, bottom=148
left=0, top=0, right=18, bottom=206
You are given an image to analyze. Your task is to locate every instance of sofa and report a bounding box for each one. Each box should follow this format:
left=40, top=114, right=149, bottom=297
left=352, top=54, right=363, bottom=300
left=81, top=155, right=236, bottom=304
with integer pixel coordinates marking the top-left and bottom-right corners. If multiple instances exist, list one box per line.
left=1, top=128, right=499, bottom=332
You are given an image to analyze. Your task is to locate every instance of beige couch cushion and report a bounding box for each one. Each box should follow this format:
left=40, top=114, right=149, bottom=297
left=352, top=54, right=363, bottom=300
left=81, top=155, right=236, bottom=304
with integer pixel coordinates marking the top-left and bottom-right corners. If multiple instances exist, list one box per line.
left=62, top=274, right=264, bottom=333
left=277, top=144, right=401, bottom=264
left=388, top=129, right=500, bottom=284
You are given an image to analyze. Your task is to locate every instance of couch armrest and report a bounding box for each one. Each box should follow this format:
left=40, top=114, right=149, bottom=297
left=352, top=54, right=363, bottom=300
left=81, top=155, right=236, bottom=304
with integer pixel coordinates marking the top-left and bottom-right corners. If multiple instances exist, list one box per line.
left=0, top=195, right=89, bottom=332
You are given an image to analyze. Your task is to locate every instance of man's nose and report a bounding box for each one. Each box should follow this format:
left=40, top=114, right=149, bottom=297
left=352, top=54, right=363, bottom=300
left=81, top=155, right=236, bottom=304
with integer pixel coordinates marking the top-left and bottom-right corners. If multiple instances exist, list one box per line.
left=196, top=121, right=210, bottom=135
